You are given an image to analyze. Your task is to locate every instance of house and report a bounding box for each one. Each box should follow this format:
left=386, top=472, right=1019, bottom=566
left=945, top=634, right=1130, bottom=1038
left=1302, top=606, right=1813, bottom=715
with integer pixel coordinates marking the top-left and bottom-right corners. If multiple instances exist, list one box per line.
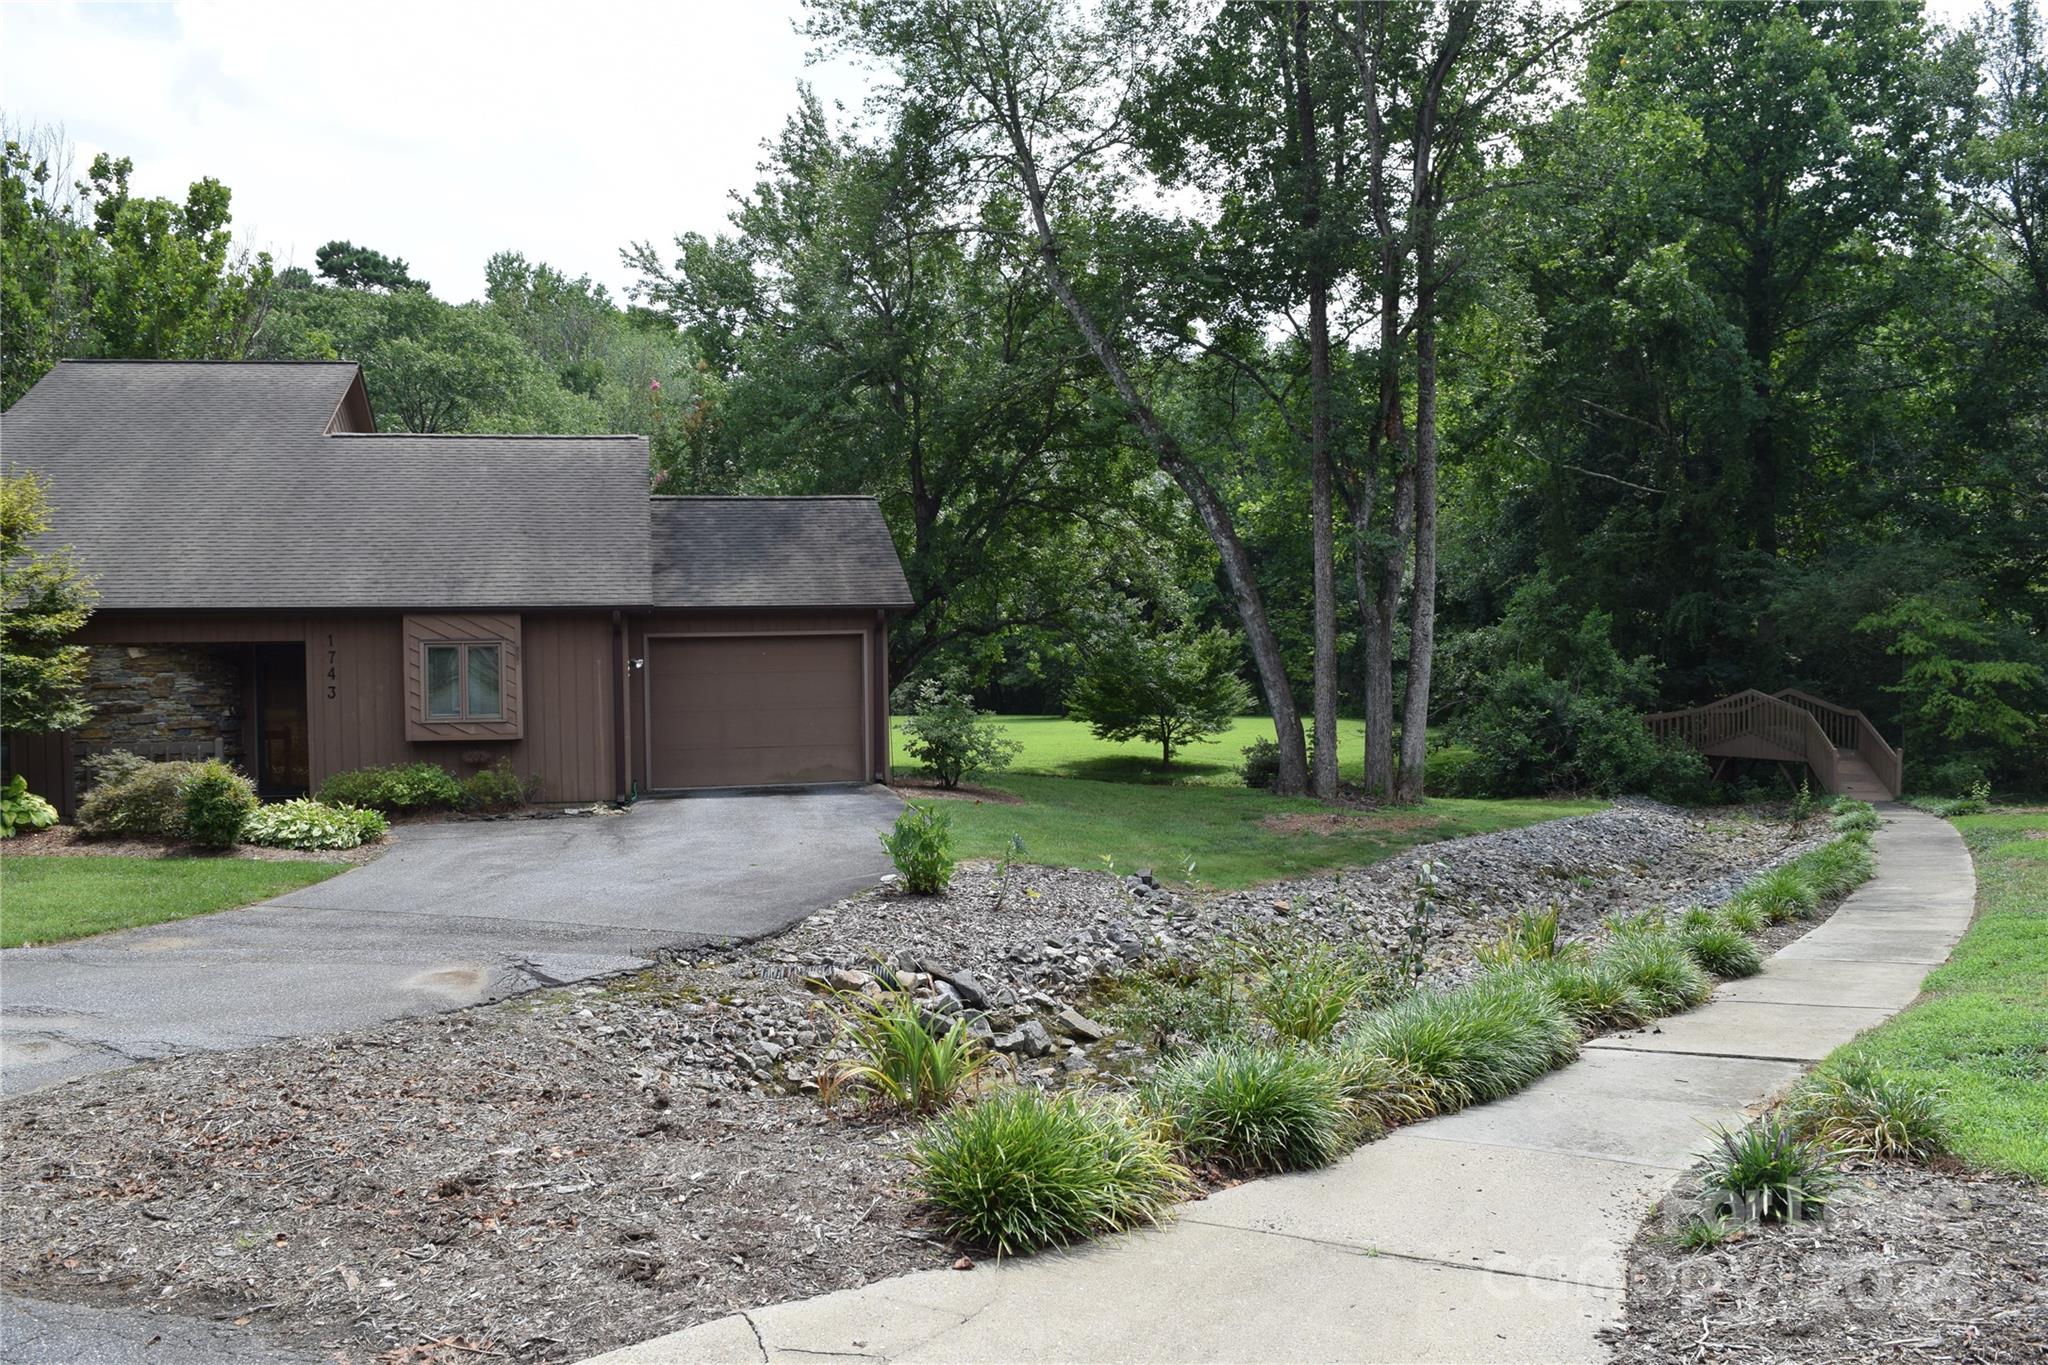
left=1, top=360, right=913, bottom=815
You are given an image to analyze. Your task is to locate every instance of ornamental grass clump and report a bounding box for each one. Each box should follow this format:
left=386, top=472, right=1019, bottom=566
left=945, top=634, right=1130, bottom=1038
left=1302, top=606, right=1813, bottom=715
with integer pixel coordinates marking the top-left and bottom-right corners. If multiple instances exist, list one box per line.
left=1473, top=904, right=1578, bottom=969
left=1523, top=955, right=1656, bottom=1032
left=1786, top=1058, right=1949, bottom=1161
left=1678, top=919, right=1763, bottom=978
left=911, top=1088, right=1188, bottom=1256
left=1240, top=938, right=1389, bottom=1047
left=1702, top=1118, right=1837, bottom=1223
left=1800, top=835, right=1876, bottom=899
left=830, top=990, right=988, bottom=1113
left=1339, top=973, right=1577, bottom=1115
left=1146, top=1042, right=1353, bottom=1173
left=1729, top=864, right=1819, bottom=925
left=1831, top=800, right=1880, bottom=834
left=1598, top=929, right=1714, bottom=1014
left=1719, top=899, right=1765, bottom=935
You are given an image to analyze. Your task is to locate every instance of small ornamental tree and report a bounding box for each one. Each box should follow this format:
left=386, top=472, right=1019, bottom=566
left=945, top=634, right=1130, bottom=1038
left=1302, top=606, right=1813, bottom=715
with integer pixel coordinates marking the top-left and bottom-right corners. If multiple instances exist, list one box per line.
left=0, top=468, right=96, bottom=734
left=1067, top=621, right=1252, bottom=768
left=896, top=672, right=1021, bottom=789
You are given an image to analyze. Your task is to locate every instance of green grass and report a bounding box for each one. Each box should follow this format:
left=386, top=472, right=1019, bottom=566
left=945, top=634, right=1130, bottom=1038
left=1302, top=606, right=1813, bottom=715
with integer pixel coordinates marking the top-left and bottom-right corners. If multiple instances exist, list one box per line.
left=0, top=855, right=346, bottom=947
left=1817, top=811, right=2048, bottom=1181
left=891, top=714, right=1599, bottom=889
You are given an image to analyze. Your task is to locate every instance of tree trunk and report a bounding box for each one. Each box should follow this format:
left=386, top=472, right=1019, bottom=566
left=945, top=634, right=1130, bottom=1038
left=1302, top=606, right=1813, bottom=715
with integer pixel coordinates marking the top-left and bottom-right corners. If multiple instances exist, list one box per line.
left=992, top=86, right=1311, bottom=795
left=1294, top=1, right=1340, bottom=801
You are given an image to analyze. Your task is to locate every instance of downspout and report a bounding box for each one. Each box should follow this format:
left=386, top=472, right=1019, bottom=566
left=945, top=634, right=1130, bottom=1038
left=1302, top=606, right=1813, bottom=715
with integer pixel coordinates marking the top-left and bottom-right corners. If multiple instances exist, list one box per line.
left=876, top=607, right=890, bottom=784
left=611, top=611, right=631, bottom=804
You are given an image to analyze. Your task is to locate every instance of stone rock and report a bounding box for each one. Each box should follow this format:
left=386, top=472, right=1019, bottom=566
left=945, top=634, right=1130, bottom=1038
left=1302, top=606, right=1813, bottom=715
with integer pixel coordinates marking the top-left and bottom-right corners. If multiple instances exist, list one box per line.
left=1053, top=1006, right=1110, bottom=1043
left=1016, top=1020, right=1054, bottom=1058
left=928, top=967, right=992, bottom=1011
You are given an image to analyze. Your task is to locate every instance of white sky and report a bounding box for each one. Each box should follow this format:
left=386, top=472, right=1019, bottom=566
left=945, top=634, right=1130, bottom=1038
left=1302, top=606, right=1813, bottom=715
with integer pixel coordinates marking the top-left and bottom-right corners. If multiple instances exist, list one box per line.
left=1, top=0, right=1986, bottom=307
left=0, top=0, right=871, bottom=303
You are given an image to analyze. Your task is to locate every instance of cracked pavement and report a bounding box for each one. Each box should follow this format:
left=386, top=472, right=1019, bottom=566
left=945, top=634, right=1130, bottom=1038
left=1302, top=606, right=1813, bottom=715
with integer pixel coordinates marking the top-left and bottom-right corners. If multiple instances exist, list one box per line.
left=1, top=788, right=900, bottom=1098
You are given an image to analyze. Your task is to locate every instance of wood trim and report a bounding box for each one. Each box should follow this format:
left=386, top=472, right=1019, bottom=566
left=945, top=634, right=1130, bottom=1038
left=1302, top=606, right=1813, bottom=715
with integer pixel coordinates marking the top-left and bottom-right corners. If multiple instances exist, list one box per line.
left=641, top=628, right=871, bottom=791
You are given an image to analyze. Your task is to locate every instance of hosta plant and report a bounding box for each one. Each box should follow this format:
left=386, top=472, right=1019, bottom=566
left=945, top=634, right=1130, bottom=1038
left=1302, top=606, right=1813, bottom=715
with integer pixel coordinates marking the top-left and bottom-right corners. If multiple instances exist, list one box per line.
left=242, top=799, right=389, bottom=850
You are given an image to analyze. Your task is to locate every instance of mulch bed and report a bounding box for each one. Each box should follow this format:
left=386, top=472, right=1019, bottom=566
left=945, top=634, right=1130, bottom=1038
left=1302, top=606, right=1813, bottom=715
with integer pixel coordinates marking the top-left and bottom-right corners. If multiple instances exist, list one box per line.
left=5, top=825, right=389, bottom=867
left=1, top=1010, right=949, bottom=1364
left=886, top=778, right=1024, bottom=805
left=1611, top=1159, right=2048, bottom=1363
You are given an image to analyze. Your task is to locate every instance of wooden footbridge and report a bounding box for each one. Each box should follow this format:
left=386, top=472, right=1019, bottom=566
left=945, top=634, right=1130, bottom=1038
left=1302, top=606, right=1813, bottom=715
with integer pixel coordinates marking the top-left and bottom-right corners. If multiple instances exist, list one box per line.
left=1646, top=688, right=1902, bottom=800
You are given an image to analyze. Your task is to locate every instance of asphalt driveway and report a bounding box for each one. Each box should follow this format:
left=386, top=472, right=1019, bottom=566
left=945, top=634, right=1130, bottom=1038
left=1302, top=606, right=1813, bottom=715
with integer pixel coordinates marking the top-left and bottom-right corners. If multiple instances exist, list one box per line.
left=0, top=787, right=900, bottom=1098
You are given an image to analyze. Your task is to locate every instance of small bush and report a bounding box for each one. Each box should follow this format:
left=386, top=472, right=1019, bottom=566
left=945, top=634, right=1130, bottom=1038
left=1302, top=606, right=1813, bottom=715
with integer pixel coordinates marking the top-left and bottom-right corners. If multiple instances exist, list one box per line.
left=1729, top=864, right=1820, bottom=925
left=75, top=759, right=200, bottom=838
left=1599, top=930, right=1714, bottom=1014
left=911, top=1088, right=1188, bottom=1255
left=1702, top=1119, right=1837, bottom=1223
left=1679, top=920, right=1763, bottom=978
left=1832, top=800, right=1880, bottom=834
left=1474, top=905, right=1578, bottom=969
left=316, top=761, right=465, bottom=814
left=831, top=991, right=988, bottom=1112
left=0, top=775, right=58, bottom=837
left=1340, top=973, right=1577, bottom=1113
left=1523, top=956, right=1656, bottom=1032
left=181, top=760, right=259, bottom=849
left=1096, top=959, right=1245, bottom=1053
left=896, top=673, right=1021, bottom=790
left=461, top=760, right=533, bottom=811
left=78, top=749, right=151, bottom=794
left=1786, top=1058, right=1948, bottom=1161
left=1146, top=1043, right=1352, bottom=1173
left=881, top=801, right=955, bottom=894
left=1239, top=938, right=1391, bottom=1046
left=1239, top=736, right=1281, bottom=791
left=1790, top=778, right=1816, bottom=825
left=241, top=798, right=388, bottom=850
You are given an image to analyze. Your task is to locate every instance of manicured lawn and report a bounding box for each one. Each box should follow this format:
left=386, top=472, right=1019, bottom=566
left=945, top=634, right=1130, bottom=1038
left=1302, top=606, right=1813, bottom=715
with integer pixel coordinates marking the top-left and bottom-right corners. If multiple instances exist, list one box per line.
left=891, top=715, right=1598, bottom=889
left=0, top=855, right=347, bottom=947
left=1825, top=811, right=2048, bottom=1181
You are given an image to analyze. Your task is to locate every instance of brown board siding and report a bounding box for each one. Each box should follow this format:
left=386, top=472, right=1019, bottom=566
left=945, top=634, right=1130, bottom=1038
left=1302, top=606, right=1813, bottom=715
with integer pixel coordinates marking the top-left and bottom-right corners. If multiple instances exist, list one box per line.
left=10, top=611, right=624, bottom=808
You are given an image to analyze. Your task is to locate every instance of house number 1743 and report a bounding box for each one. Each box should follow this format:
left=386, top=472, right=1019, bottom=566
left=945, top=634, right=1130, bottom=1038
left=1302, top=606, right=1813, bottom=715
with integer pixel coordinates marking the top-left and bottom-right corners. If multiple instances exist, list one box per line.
left=325, top=633, right=338, bottom=700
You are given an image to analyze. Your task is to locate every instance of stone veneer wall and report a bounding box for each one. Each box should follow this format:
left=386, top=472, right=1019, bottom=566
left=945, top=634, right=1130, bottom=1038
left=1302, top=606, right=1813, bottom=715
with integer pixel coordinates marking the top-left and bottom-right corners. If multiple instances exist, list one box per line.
left=73, top=645, right=245, bottom=774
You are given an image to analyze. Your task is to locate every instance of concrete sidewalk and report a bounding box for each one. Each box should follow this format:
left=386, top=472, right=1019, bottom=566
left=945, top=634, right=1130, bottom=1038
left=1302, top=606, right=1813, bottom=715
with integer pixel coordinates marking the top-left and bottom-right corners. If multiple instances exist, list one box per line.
left=585, top=805, right=1973, bottom=1365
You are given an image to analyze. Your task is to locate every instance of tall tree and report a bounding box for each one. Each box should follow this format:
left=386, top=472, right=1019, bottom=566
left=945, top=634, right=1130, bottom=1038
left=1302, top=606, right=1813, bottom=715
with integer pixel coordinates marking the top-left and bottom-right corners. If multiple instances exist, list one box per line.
left=0, top=469, right=96, bottom=734
left=315, top=240, right=429, bottom=294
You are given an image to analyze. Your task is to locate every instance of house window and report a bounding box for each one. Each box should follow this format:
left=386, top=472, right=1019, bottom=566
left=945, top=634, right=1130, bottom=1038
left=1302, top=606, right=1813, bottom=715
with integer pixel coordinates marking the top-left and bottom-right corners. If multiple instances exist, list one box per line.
left=423, top=643, right=503, bottom=721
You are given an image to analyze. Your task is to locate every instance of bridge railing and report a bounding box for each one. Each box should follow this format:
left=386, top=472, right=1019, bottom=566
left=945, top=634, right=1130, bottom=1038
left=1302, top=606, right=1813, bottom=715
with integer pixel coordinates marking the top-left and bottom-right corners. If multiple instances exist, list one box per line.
left=1773, top=689, right=1903, bottom=797
left=1645, top=689, right=1842, bottom=794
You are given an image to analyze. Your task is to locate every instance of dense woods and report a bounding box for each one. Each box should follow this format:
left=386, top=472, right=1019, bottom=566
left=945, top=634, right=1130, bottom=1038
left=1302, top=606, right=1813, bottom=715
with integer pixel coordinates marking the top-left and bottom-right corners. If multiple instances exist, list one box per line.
left=4, top=0, right=2042, bottom=794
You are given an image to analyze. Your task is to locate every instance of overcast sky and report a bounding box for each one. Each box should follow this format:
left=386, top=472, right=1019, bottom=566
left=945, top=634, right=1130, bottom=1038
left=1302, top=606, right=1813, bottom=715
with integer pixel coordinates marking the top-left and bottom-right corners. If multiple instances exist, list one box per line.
left=0, top=0, right=869, bottom=303
left=3, top=1, right=1987, bottom=307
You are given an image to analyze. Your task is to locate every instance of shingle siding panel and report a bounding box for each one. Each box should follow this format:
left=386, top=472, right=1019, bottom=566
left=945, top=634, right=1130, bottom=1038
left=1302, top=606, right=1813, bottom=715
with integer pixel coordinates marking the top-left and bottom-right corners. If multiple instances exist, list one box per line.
left=650, top=496, right=913, bottom=609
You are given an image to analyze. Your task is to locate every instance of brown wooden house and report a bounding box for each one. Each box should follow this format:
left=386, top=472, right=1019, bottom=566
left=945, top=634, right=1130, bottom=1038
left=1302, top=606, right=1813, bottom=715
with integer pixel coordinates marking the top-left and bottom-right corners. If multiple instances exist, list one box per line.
left=2, top=361, right=913, bottom=814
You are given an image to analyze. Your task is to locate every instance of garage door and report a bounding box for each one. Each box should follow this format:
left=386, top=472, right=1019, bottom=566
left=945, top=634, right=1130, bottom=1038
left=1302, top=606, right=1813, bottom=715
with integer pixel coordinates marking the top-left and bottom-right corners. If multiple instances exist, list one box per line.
left=646, top=635, right=867, bottom=789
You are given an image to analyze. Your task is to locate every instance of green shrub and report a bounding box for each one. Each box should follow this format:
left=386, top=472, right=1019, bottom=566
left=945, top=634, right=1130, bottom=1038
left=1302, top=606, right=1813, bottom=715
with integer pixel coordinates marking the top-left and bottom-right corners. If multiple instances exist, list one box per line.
left=1146, top=1043, right=1352, bottom=1173
left=1340, top=973, right=1578, bottom=1113
left=1522, top=956, right=1656, bottom=1032
left=460, top=760, right=533, bottom=811
left=1422, top=743, right=1483, bottom=796
left=0, top=775, right=58, bottom=837
left=1679, top=920, right=1763, bottom=978
left=1790, top=778, right=1816, bottom=824
left=241, top=798, right=388, bottom=850
left=895, top=673, right=1022, bottom=790
left=880, top=801, right=955, bottom=894
left=1729, top=864, right=1820, bottom=925
left=1474, top=905, right=1578, bottom=969
left=75, top=759, right=200, bottom=839
left=181, top=760, right=259, bottom=850
left=78, top=749, right=151, bottom=794
left=1239, top=736, right=1281, bottom=790
left=1702, top=1119, right=1837, bottom=1223
left=1786, top=1058, right=1948, bottom=1161
left=1832, top=800, right=1880, bottom=834
left=1599, top=930, right=1714, bottom=1013
left=1096, top=959, right=1246, bottom=1052
left=316, top=761, right=465, bottom=814
left=830, top=990, right=988, bottom=1113
left=1239, top=938, right=1390, bottom=1046
left=911, top=1088, right=1188, bottom=1255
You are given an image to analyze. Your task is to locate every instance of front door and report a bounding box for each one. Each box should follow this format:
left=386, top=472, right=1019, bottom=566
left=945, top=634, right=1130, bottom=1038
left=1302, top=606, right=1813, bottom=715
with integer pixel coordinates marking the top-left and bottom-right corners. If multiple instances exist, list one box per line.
left=253, top=645, right=310, bottom=795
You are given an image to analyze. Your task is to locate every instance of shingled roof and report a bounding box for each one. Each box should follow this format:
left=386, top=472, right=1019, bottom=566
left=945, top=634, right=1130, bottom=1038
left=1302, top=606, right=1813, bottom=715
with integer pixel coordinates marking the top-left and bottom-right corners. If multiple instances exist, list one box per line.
left=5, top=361, right=653, bottom=610
left=651, top=497, right=913, bottom=609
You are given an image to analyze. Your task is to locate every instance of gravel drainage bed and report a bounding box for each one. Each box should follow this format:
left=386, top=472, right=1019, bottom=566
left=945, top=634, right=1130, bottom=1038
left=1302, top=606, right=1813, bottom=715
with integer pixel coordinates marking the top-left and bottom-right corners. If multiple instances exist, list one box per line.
left=0, top=801, right=1828, bottom=1362
left=1611, top=1160, right=2048, bottom=1363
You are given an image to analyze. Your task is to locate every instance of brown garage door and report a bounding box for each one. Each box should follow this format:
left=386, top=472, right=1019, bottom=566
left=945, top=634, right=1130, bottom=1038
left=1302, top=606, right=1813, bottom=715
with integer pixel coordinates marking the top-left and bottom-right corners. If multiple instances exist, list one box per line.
left=646, top=634, right=867, bottom=789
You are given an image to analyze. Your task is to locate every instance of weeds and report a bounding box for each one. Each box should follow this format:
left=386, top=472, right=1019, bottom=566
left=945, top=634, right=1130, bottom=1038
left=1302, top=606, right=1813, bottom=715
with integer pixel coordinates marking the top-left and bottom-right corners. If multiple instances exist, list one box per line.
left=1095, top=959, right=1245, bottom=1053
left=1786, top=1058, right=1949, bottom=1161
left=1473, top=904, right=1580, bottom=969
left=1238, top=937, right=1392, bottom=1046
